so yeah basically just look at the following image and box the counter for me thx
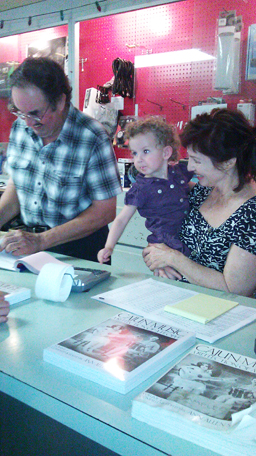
[0,256,255,455]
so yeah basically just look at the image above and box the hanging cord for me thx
[112,58,134,98]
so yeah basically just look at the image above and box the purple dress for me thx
[125,162,193,254]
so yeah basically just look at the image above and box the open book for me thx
[0,250,68,273]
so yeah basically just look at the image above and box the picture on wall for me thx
[0,61,19,98]
[246,24,256,81]
[27,36,68,71]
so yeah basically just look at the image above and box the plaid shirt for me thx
[6,104,122,228]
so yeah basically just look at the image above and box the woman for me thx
[143,108,256,297]
[0,296,10,323]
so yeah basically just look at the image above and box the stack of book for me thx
[0,281,31,304]
[43,311,195,394]
[132,344,256,456]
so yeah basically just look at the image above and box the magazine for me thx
[132,344,256,433]
[43,312,195,394]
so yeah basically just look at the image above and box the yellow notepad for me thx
[164,294,238,324]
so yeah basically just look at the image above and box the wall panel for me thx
[1,0,256,152]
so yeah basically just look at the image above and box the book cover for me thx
[0,281,31,304]
[132,344,256,432]
[43,312,195,394]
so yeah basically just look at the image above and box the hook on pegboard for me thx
[146,99,164,111]
[79,58,88,72]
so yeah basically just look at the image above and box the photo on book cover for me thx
[59,316,177,373]
[44,312,195,393]
[133,344,256,431]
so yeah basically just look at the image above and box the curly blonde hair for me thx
[125,116,180,162]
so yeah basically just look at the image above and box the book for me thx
[0,250,68,273]
[92,278,256,343]
[0,281,31,304]
[132,344,256,456]
[43,312,195,394]
[164,294,238,324]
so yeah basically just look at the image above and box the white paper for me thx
[35,263,74,302]
[92,279,256,343]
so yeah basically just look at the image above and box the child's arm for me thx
[97,204,137,263]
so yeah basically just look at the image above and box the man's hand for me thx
[0,230,42,256]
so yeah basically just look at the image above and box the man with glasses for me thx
[0,57,122,262]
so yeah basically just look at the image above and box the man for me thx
[0,57,122,261]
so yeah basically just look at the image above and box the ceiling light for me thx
[134,49,215,68]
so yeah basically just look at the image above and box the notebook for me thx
[164,293,238,324]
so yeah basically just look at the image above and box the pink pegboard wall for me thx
[0,25,68,142]
[1,0,256,146]
[79,1,195,144]
[79,0,256,158]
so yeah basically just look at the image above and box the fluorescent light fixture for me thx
[134,49,215,68]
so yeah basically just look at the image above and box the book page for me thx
[93,278,197,314]
[0,248,23,271]
[0,249,68,274]
[92,279,256,343]
[13,251,67,274]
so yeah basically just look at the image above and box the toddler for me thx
[98,117,193,265]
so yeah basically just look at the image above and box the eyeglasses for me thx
[9,102,51,123]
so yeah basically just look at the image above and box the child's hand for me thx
[97,247,113,264]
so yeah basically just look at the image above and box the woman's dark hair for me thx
[180,108,256,191]
[9,56,72,108]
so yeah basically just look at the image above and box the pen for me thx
[254,338,256,354]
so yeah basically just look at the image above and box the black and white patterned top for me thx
[179,184,256,278]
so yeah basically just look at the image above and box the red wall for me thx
[1,1,256,156]
[79,0,256,159]
[0,25,68,142]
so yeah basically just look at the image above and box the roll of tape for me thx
[35,263,74,302]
